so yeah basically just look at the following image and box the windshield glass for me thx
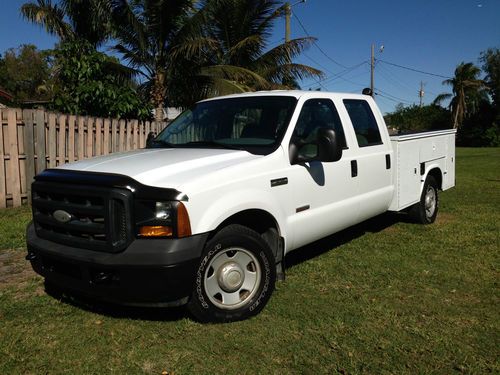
[152,96,297,154]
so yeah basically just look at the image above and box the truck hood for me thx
[58,148,260,189]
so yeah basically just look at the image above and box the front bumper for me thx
[26,223,209,306]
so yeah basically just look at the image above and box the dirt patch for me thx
[382,225,400,234]
[436,212,455,225]
[0,248,38,290]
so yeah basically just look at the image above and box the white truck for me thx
[26,91,456,322]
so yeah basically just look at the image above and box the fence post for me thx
[35,110,46,174]
[23,109,35,203]
[131,119,138,150]
[95,118,102,156]
[119,119,125,152]
[77,116,85,160]
[48,112,56,168]
[111,119,118,153]
[86,117,93,158]
[0,109,6,208]
[68,115,75,162]
[103,118,110,155]
[58,114,67,165]
[7,109,21,207]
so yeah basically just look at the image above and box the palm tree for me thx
[433,62,487,128]
[21,0,111,47]
[170,0,323,103]
[110,0,195,121]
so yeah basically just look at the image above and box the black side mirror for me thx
[289,127,342,164]
[317,128,342,162]
[146,132,156,148]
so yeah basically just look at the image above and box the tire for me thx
[409,175,439,224]
[187,224,276,323]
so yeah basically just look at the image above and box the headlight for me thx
[134,200,191,238]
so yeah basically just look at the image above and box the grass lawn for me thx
[0,148,498,374]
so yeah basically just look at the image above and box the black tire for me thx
[187,224,276,323]
[409,175,439,224]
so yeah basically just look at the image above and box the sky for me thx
[1,0,499,114]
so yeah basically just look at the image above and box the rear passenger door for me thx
[342,99,394,221]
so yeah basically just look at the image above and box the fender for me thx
[420,162,445,193]
[189,187,288,241]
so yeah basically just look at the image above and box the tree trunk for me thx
[453,104,460,129]
[155,102,164,123]
[152,71,166,123]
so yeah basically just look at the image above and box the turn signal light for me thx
[177,202,192,238]
[139,225,173,237]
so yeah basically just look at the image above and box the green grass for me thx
[0,204,31,250]
[0,148,498,374]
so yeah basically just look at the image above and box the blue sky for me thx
[1,0,499,114]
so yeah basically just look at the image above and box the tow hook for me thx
[26,252,37,261]
[92,271,113,285]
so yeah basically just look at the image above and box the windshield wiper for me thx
[183,141,244,150]
[148,139,176,148]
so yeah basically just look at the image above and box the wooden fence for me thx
[0,108,167,208]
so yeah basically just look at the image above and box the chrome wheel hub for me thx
[425,186,436,218]
[218,262,244,292]
[204,248,261,310]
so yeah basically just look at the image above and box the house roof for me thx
[0,87,13,101]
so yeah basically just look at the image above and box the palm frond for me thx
[262,63,323,84]
[205,77,251,97]
[21,0,73,40]
[169,36,219,60]
[256,37,317,68]
[432,93,452,106]
[200,64,270,89]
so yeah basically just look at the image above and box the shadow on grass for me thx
[284,211,411,269]
[44,282,188,322]
[44,211,412,322]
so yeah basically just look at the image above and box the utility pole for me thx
[370,44,375,97]
[419,81,425,107]
[284,1,305,42]
[285,2,291,42]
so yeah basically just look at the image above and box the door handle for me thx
[386,154,391,169]
[351,160,358,177]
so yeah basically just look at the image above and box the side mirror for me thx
[289,127,342,164]
[146,132,156,148]
[317,128,342,162]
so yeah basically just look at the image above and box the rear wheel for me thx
[409,175,439,224]
[187,224,276,323]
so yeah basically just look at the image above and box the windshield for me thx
[152,96,297,155]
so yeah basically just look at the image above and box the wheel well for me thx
[427,168,443,190]
[212,209,283,263]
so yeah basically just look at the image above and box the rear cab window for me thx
[343,99,382,147]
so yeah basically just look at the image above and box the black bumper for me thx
[26,223,209,306]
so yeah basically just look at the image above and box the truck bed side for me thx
[388,129,456,211]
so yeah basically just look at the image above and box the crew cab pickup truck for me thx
[26,91,456,322]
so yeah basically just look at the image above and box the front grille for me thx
[32,181,132,253]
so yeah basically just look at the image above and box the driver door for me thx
[286,98,360,250]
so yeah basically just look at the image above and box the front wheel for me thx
[409,175,439,224]
[187,224,276,323]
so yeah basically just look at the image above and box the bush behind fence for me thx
[0,108,166,208]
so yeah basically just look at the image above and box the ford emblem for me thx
[53,210,72,223]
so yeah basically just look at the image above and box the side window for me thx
[343,99,382,147]
[294,99,347,148]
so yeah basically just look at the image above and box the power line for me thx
[377,63,418,93]
[378,59,452,79]
[375,88,413,105]
[376,92,409,105]
[292,12,349,69]
[301,61,368,89]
